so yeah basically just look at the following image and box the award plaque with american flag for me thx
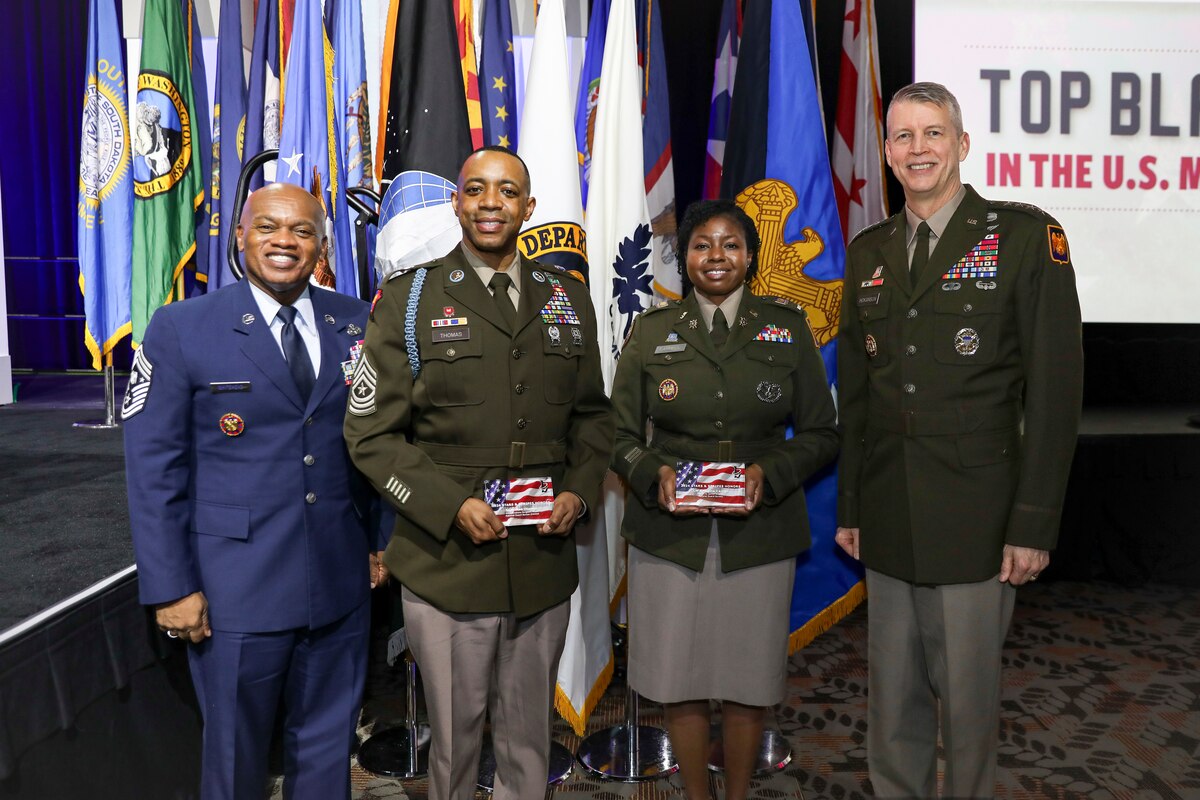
[675,461,746,509]
[484,477,555,527]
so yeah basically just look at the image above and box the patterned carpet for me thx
[270,579,1200,799]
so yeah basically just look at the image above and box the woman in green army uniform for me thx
[610,200,839,800]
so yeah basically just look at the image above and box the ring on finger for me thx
[166,630,179,638]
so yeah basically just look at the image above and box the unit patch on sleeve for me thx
[121,346,155,420]
[1047,225,1071,265]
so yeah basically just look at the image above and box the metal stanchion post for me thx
[576,683,676,781]
[74,364,120,429]
[357,656,430,778]
[707,727,792,774]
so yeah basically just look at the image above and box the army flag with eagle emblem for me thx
[720,0,864,651]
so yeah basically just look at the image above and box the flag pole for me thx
[73,360,120,429]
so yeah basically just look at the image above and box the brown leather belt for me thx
[866,403,1021,436]
[414,439,567,469]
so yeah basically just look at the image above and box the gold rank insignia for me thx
[1047,225,1070,265]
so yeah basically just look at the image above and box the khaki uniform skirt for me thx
[627,523,795,706]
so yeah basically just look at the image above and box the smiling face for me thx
[684,214,752,306]
[236,183,327,305]
[884,99,970,215]
[452,149,536,270]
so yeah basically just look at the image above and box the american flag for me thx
[484,477,555,526]
[675,461,746,509]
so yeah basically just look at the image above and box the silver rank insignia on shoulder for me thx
[346,323,363,336]
[324,314,336,325]
[242,313,255,325]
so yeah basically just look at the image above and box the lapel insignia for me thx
[242,313,255,325]
[219,413,245,437]
[324,314,336,325]
[346,323,363,336]
[749,309,759,318]
[942,233,999,279]
[449,269,465,283]
[531,270,546,283]
[738,316,747,327]
[688,319,698,330]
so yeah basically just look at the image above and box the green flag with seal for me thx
[131,0,205,344]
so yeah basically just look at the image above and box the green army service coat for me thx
[838,185,1083,585]
[344,246,613,618]
[610,290,839,573]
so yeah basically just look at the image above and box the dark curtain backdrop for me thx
[0,0,112,371]
[1,0,1195,402]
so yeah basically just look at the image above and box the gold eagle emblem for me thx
[736,180,842,347]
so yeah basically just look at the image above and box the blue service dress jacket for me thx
[123,279,385,632]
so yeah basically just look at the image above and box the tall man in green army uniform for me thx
[344,147,613,800]
[835,83,1083,799]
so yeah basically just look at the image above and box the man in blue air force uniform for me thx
[123,182,388,800]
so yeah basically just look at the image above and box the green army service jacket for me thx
[610,290,838,573]
[344,246,613,617]
[837,185,1083,585]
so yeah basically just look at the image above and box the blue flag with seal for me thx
[77,0,132,369]
[278,0,357,296]
[206,0,247,291]
[246,0,281,188]
[478,0,518,150]
[328,0,372,190]
[635,0,679,301]
[572,0,609,207]
[721,0,863,651]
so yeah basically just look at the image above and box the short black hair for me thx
[466,145,532,193]
[676,199,761,286]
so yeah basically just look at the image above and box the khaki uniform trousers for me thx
[401,587,570,800]
[866,569,1016,799]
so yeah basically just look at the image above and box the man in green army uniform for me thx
[835,83,1083,799]
[344,147,612,800]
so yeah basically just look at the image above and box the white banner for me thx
[915,0,1200,323]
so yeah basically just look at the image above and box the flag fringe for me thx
[83,321,133,372]
[787,579,866,655]
[554,650,614,737]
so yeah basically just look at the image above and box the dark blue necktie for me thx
[277,305,315,401]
